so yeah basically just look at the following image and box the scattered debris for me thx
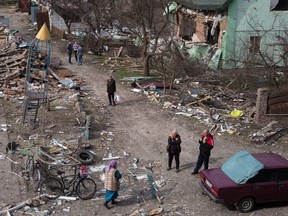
[149,207,164,216]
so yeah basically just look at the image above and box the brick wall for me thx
[195,13,206,42]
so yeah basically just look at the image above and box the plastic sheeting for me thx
[221,150,264,184]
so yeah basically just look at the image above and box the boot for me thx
[111,199,118,205]
[103,201,110,209]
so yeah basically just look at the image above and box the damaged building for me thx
[169,0,288,69]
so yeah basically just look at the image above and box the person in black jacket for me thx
[67,41,73,64]
[107,75,116,106]
[167,129,182,173]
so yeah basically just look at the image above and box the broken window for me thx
[249,36,261,54]
[270,0,288,11]
[178,14,195,41]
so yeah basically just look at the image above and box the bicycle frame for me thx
[57,166,81,194]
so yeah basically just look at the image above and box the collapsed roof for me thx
[175,0,233,10]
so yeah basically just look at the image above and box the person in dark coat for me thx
[67,41,73,64]
[107,75,116,106]
[191,129,214,175]
[167,129,181,173]
[73,41,79,61]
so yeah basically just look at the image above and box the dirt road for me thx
[2,7,288,216]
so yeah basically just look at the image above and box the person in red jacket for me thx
[191,129,214,175]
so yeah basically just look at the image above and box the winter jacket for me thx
[107,79,116,93]
[199,133,214,156]
[104,168,122,191]
[77,46,83,56]
[67,43,73,54]
[167,134,181,154]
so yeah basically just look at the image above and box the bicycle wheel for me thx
[76,178,96,200]
[25,156,34,178]
[32,168,41,192]
[40,177,63,199]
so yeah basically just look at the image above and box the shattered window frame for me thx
[270,0,288,11]
[249,36,261,54]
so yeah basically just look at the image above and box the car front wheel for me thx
[236,197,255,213]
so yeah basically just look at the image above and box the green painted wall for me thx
[222,0,237,68]
[223,0,288,69]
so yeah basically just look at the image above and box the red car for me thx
[199,150,288,213]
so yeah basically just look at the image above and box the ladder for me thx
[22,92,45,124]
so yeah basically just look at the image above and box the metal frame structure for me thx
[23,23,51,129]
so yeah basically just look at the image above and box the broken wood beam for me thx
[116,46,123,57]
[186,96,212,106]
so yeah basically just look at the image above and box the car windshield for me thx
[221,150,264,184]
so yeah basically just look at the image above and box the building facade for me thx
[173,0,288,69]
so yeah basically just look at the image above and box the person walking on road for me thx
[107,75,116,106]
[103,160,122,209]
[191,129,214,175]
[77,45,84,65]
[67,41,73,64]
[167,129,181,173]
[73,41,79,61]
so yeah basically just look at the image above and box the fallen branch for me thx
[0,195,46,215]
[0,170,23,178]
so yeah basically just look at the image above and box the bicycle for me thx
[39,165,97,200]
[26,157,42,191]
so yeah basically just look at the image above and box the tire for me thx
[236,197,255,213]
[76,150,95,165]
[76,178,97,200]
[32,168,41,192]
[25,156,34,178]
[40,177,63,199]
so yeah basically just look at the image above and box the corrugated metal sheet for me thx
[175,0,233,10]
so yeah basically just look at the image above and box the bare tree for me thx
[117,0,170,76]
[48,0,80,34]
[75,0,116,36]
[153,39,207,94]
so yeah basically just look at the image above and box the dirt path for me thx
[2,7,288,216]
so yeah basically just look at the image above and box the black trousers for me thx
[194,153,210,172]
[108,92,115,105]
[68,52,72,63]
[168,153,180,169]
[74,50,78,61]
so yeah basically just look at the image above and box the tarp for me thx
[187,44,209,59]
[164,1,179,15]
[221,150,264,184]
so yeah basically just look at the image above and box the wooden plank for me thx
[48,68,61,81]
[116,46,123,57]
[186,96,212,106]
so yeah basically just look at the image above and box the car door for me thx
[247,169,277,202]
[276,169,288,201]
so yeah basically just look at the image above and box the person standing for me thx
[191,129,214,175]
[167,129,181,173]
[107,75,116,106]
[67,41,73,64]
[77,45,84,65]
[103,160,122,209]
[73,41,79,61]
